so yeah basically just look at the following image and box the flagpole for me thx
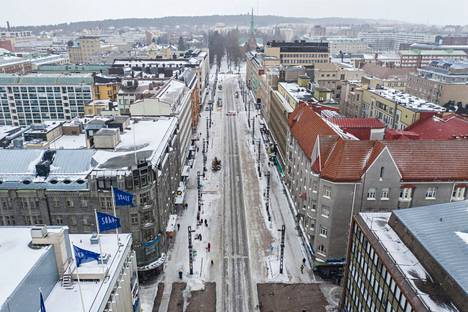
[74,261,87,312]
[94,209,104,263]
[111,186,120,248]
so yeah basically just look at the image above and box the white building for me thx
[0,225,140,312]
[0,73,94,126]
[130,79,193,167]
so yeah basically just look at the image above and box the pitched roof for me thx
[330,118,385,129]
[404,114,468,140]
[288,102,337,159]
[319,139,385,182]
[385,140,468,181]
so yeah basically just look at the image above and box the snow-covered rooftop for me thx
[370,88,445,112]
[0,227,52,308]
[279,82,314,103]
[360,212,459,311]
[45,233,132,312]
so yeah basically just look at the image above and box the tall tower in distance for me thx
[247,8,258,51]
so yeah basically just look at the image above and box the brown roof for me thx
[385,140,468,181]
[362,63,415,80]
[288,102,337,159]
[319,139,385,182]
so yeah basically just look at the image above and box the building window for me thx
[452,187,466,200]
[399,188,412,200]
[312,182,318,193]
[56,216,63,225]
[100,197,112,210]
[319,225,328,238]
[130,213,139,225]
[425,187,437,199]
[323,186,332,199]
[317,244,326,255]
[321,206,330,218]
[66,199,74,208]
[381,188,390,200]
[81,199,88,208]
[367,188,376,200]
[379,166,384,179]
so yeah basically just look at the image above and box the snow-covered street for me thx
[141,61,320,312]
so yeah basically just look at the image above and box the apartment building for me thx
[130,78,194,166]
[361,88,445,129]
[340,81,364,117]
[68,36,102,64]
[0,226,140,312]
[264,40,330,66]
[270,90,294,168]
[358,33,436,52]
[313,63,364,101]
[399,49,467,68]
[406,59,468,108]
[285,103,468,262]
[0,73,94,126]
[341,201,467,312]
[0,117,181,277]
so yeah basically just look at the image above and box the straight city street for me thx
[140,60,337,312]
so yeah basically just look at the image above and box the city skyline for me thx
[1,0,467,27]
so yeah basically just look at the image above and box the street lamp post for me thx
[278,225,285,274]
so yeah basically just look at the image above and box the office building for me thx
[406,59,468,108]
[68,36,102,64]
[0,225,140,312]
[361,88,445,129]
[0,73,94,126]
[0,117,182,276]
[399,49,467,68]
[264,40,330,66]
[341,201,468,311]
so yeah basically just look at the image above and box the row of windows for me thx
[283,59,328,64]
[345,224,413,312]
[281,53,329,58]
[0,86,91,93]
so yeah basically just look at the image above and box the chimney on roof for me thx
[6,21,11,31]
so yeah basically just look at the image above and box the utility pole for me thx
[278,225,285,274]
[188,226,196,275]
[265,171,271,222]
[197,171,202,214]
[257,139,262,177]
[252,117,255,145]
[202,139,207,177]
[247,99,251,128]
[209,104,212,128]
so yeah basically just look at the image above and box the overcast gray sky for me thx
[1,0,467,27]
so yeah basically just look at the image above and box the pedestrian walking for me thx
[205,219,208,227]
[207,242,211,252]
[300,264,304,274]
[199,233,203,241]
[211,259,214,265]
[177,223,180,231]
[302,258,306,265]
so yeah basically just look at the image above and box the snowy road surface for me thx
[140,62,318,312]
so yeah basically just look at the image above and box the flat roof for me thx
[0,73,94,85]
[400,49,467,57]
[279,82,314,102]
[369,88,445,112]
[359,213,459,311]
[45,233,132,312]
[0,227,52,307]
[392,201,468,296]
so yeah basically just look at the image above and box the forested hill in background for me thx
[3,15,404,32]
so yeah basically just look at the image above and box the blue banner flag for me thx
[40,291,46,312]
[73,244,101,267]
[97,211,121,232]
[113,188,134,206]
